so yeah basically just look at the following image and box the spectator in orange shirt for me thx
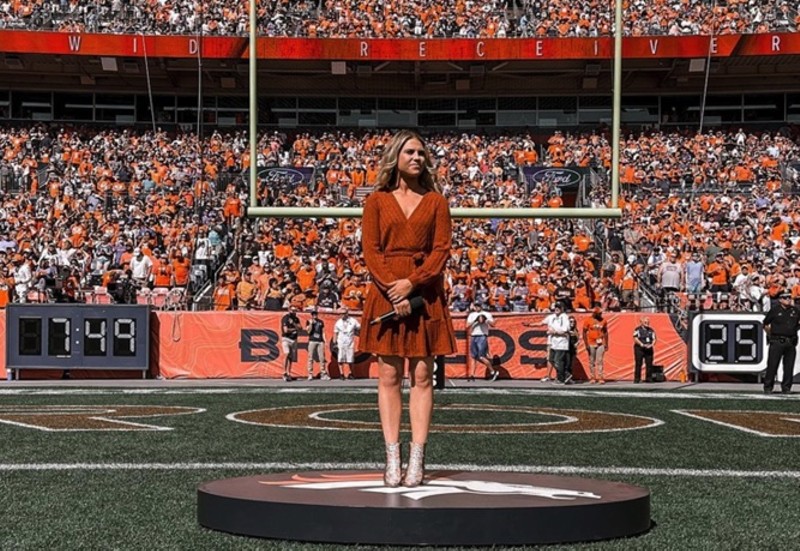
[547,194,563,209]
[296,259,317,293]
[152,253,173,287]
[172,253,191,287]
[582,307,609,384]
[236,271,258,309]
[341,273,366,310]
[707,252,731,293]
[212,276,235,311]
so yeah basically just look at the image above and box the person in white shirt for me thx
[129,248,153,286]
[466,303,500,382]
[13,257,32,303]
[39,243,60,267]
[333,308,361,380]
[546,303,571,383]
[56,241,76,268]
[525,301,571,383]
[733,265,753,308]
[658,252,683,293]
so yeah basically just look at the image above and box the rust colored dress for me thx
[359,190,457,357]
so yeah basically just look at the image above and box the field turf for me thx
[1,386,799,550]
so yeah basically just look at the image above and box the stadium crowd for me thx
[0,0,798,37]
[1,124,800,314]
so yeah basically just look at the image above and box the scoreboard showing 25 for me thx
[6,304,149,376]
[690,312,765,372]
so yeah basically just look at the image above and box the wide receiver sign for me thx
[1,32,799,60]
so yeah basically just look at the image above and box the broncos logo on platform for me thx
[262,473,602,501]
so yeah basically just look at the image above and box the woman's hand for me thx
[393,298,412,318]
[387,279,413,303]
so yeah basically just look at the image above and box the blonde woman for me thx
[359,130,456,487]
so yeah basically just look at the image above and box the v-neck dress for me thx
[359,189,457,357]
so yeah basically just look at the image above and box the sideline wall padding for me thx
[0,309,686,380]
[151,311,687,381]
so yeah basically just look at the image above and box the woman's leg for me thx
[378,355,405,487]
[408,356,434,444]
[377,355,405,444]
[405,356,434,487]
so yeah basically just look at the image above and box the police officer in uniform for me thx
[633,316,656,383]
[762,291,799,394]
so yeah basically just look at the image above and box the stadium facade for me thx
[0,32,799,127]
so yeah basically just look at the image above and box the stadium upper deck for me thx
[0,0,797,37]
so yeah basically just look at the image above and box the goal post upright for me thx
[610,0,623,210]
[248,0,258,210]
[245,0,623,220]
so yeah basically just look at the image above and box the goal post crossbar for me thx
[246,207,623,219]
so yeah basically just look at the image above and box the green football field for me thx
[1,385,799,550]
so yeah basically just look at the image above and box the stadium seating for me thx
[2,125,799,313]
[0,0,797,37]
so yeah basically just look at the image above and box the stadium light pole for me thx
[249,0,258,210]
[610,0,622,210]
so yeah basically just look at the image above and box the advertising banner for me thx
[521,166,590,194]
[254,166,316,191]
[150,311,687,381]
[6,32,800,60]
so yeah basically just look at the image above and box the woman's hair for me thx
[374,130,439,193]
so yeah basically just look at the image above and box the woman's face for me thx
[397,138,426,181]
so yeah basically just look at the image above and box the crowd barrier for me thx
[0,310,687,381]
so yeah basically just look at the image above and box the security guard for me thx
[633,316,656,383]
[762,291,799,394]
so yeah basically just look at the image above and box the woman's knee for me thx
[409,358,433,387]
[379,369,402,388]
[378,357,403,387]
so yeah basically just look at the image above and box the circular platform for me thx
[198,470,650,545]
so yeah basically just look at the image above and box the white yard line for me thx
[672,409,800,438]
[0,461,798,479]
[0,386,796,401]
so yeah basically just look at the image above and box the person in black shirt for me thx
[564,316,579,384]
[305,309,330,381]
[317,287,339,310]
[280,305,300,382]
[762,291,799,394]
[633,317,656,383]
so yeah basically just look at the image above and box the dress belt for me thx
[384,251,425,265]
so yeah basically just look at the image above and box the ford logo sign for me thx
[528,168,583,188]
[257,168,308,186]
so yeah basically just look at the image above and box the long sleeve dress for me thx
[358,190,457,357]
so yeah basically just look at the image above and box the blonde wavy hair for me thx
[374,130,440,193]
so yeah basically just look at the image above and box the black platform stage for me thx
[198,470,650,545]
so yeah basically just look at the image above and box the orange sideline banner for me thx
[152,311,687,381]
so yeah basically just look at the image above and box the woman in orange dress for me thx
[360,130,456,487]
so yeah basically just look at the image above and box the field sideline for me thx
[1,385,799,550]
